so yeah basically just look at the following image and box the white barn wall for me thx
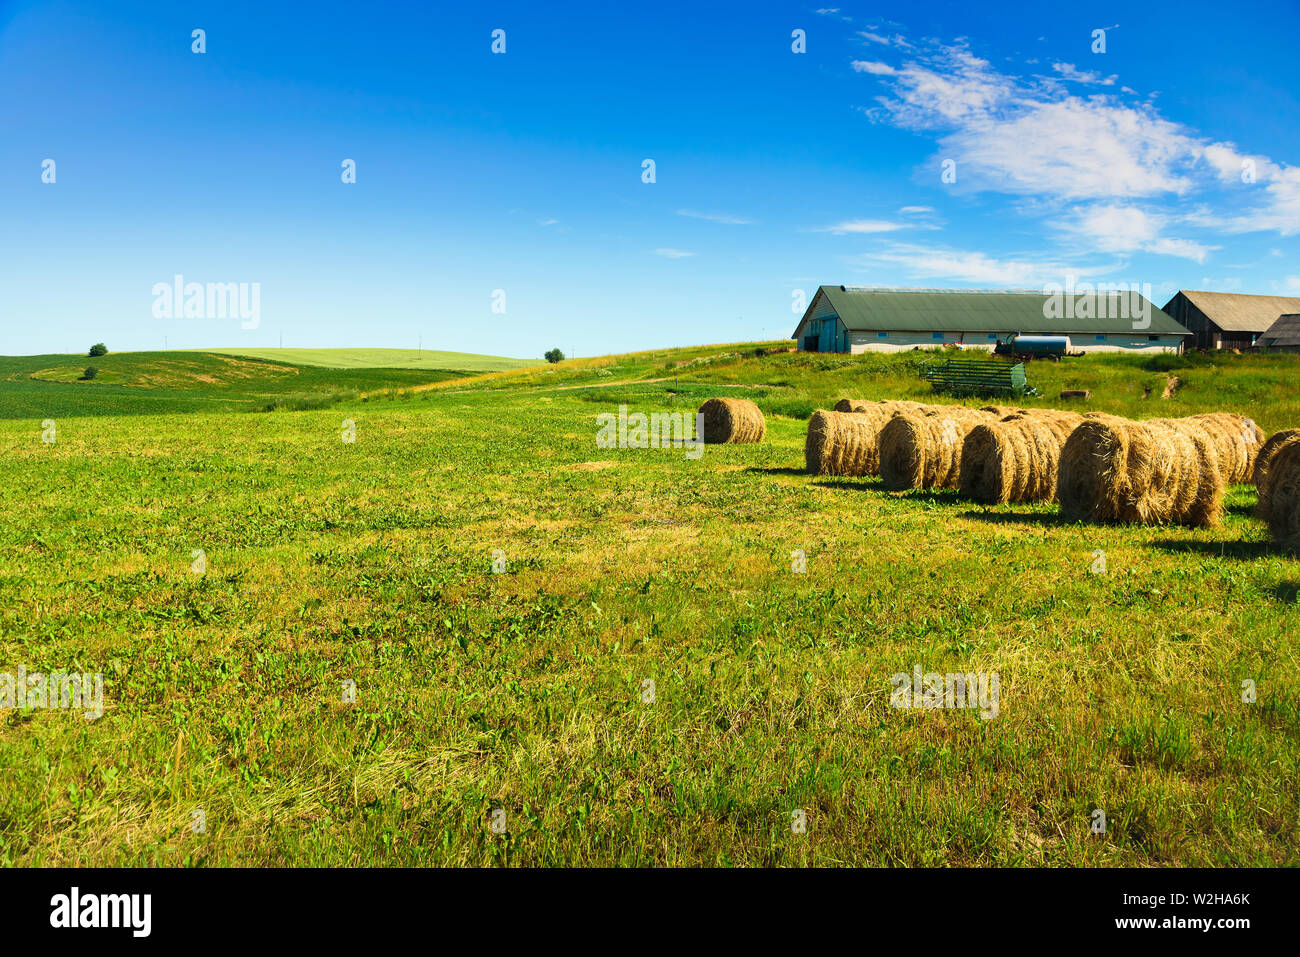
[840,330,1184,354]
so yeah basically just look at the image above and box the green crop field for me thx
[1,343,1297,866]
[206,347,538,372]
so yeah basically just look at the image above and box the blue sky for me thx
[2,0,1297,358]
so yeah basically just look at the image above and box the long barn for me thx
[791,285,1190,354]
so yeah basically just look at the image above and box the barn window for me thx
[877,332,888,339]
[932,332,944,341]
[1095,335,1107,342]
[1148,335,1159,341]
[987,334,998,340]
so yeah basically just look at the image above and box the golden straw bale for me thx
[879,407,996,490]
[1058,414,1224,527]
[959,410,1083,504]
[1264,438,1300,549]
[804,410,883,475]
[1190,412,1263,485]
[698,398,765,444]
[1256,430,1300,521]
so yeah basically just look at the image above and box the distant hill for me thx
[206,347,537,372]
[0,351,461,418]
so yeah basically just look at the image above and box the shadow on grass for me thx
[746,466,809,477]
[1273,581,1300,604]
[1147,538,1279,561]
[1225,501,1261,519]
[960,509,1070,527]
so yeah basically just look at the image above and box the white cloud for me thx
[899,205,935,214]
[815,219,909,234]
[1063,204,1217,263]
[1147,237,1215,263]
[1051,62,1117,86]
[654,248,694,258]
[850,35,1300,253]
[537,218,558,226]
[859,31,891,45]
[675,208,753,225]
[851,60,896,76]
[855,242,1109,286]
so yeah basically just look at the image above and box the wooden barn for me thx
[1160,290,1300,350]
[1258,314,1300,352]
[791,285,1190,354]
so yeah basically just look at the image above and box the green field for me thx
[1,343,1297,866]
[206,347,537,372]
[0,352,459,419]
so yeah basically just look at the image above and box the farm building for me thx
[791,286,1190,354]
[1258,314,1300,352]
[1160,290,1300,350]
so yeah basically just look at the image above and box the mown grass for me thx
[0,344,1297,866]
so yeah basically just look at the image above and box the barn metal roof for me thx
[1174,290,1300,333]
[794,286,1190,337]
[1259,313,1300,348]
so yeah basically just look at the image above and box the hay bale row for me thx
[1261,436,1300,548]
[1057,413,1224,527]
[698,398,765,444]
[1189,412,1263,485]
[1253,429,1300,518]
[878,406,996,491]
[807,399,930,476]
[959,410,1084,504]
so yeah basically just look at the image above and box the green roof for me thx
[797,286,1191,337]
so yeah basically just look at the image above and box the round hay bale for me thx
[879,407,994,491]
[1190,412,1262,485]
[1256,430,1300,521]
[804,410,882,475]
[959,412,1081,504]
[1265,438,1300,549]
[698,397,765,444]
[1254,428,1300,486]
[1058,415,1223,527]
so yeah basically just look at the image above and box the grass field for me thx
[206,347,537,372]
[0,352,459,419]
[1,343,1298,866]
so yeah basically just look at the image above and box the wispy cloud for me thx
[1051,62,1116,86]
[851,60,896,76]
[814,219,910,235]
[1063,204,1218,263]
[654,247,694,259]
[675,209,753,225]
[854,242,1115,286]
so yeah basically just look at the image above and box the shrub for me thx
[544,348,565,364]
[79,367,99,381]
[88,343,108,357]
